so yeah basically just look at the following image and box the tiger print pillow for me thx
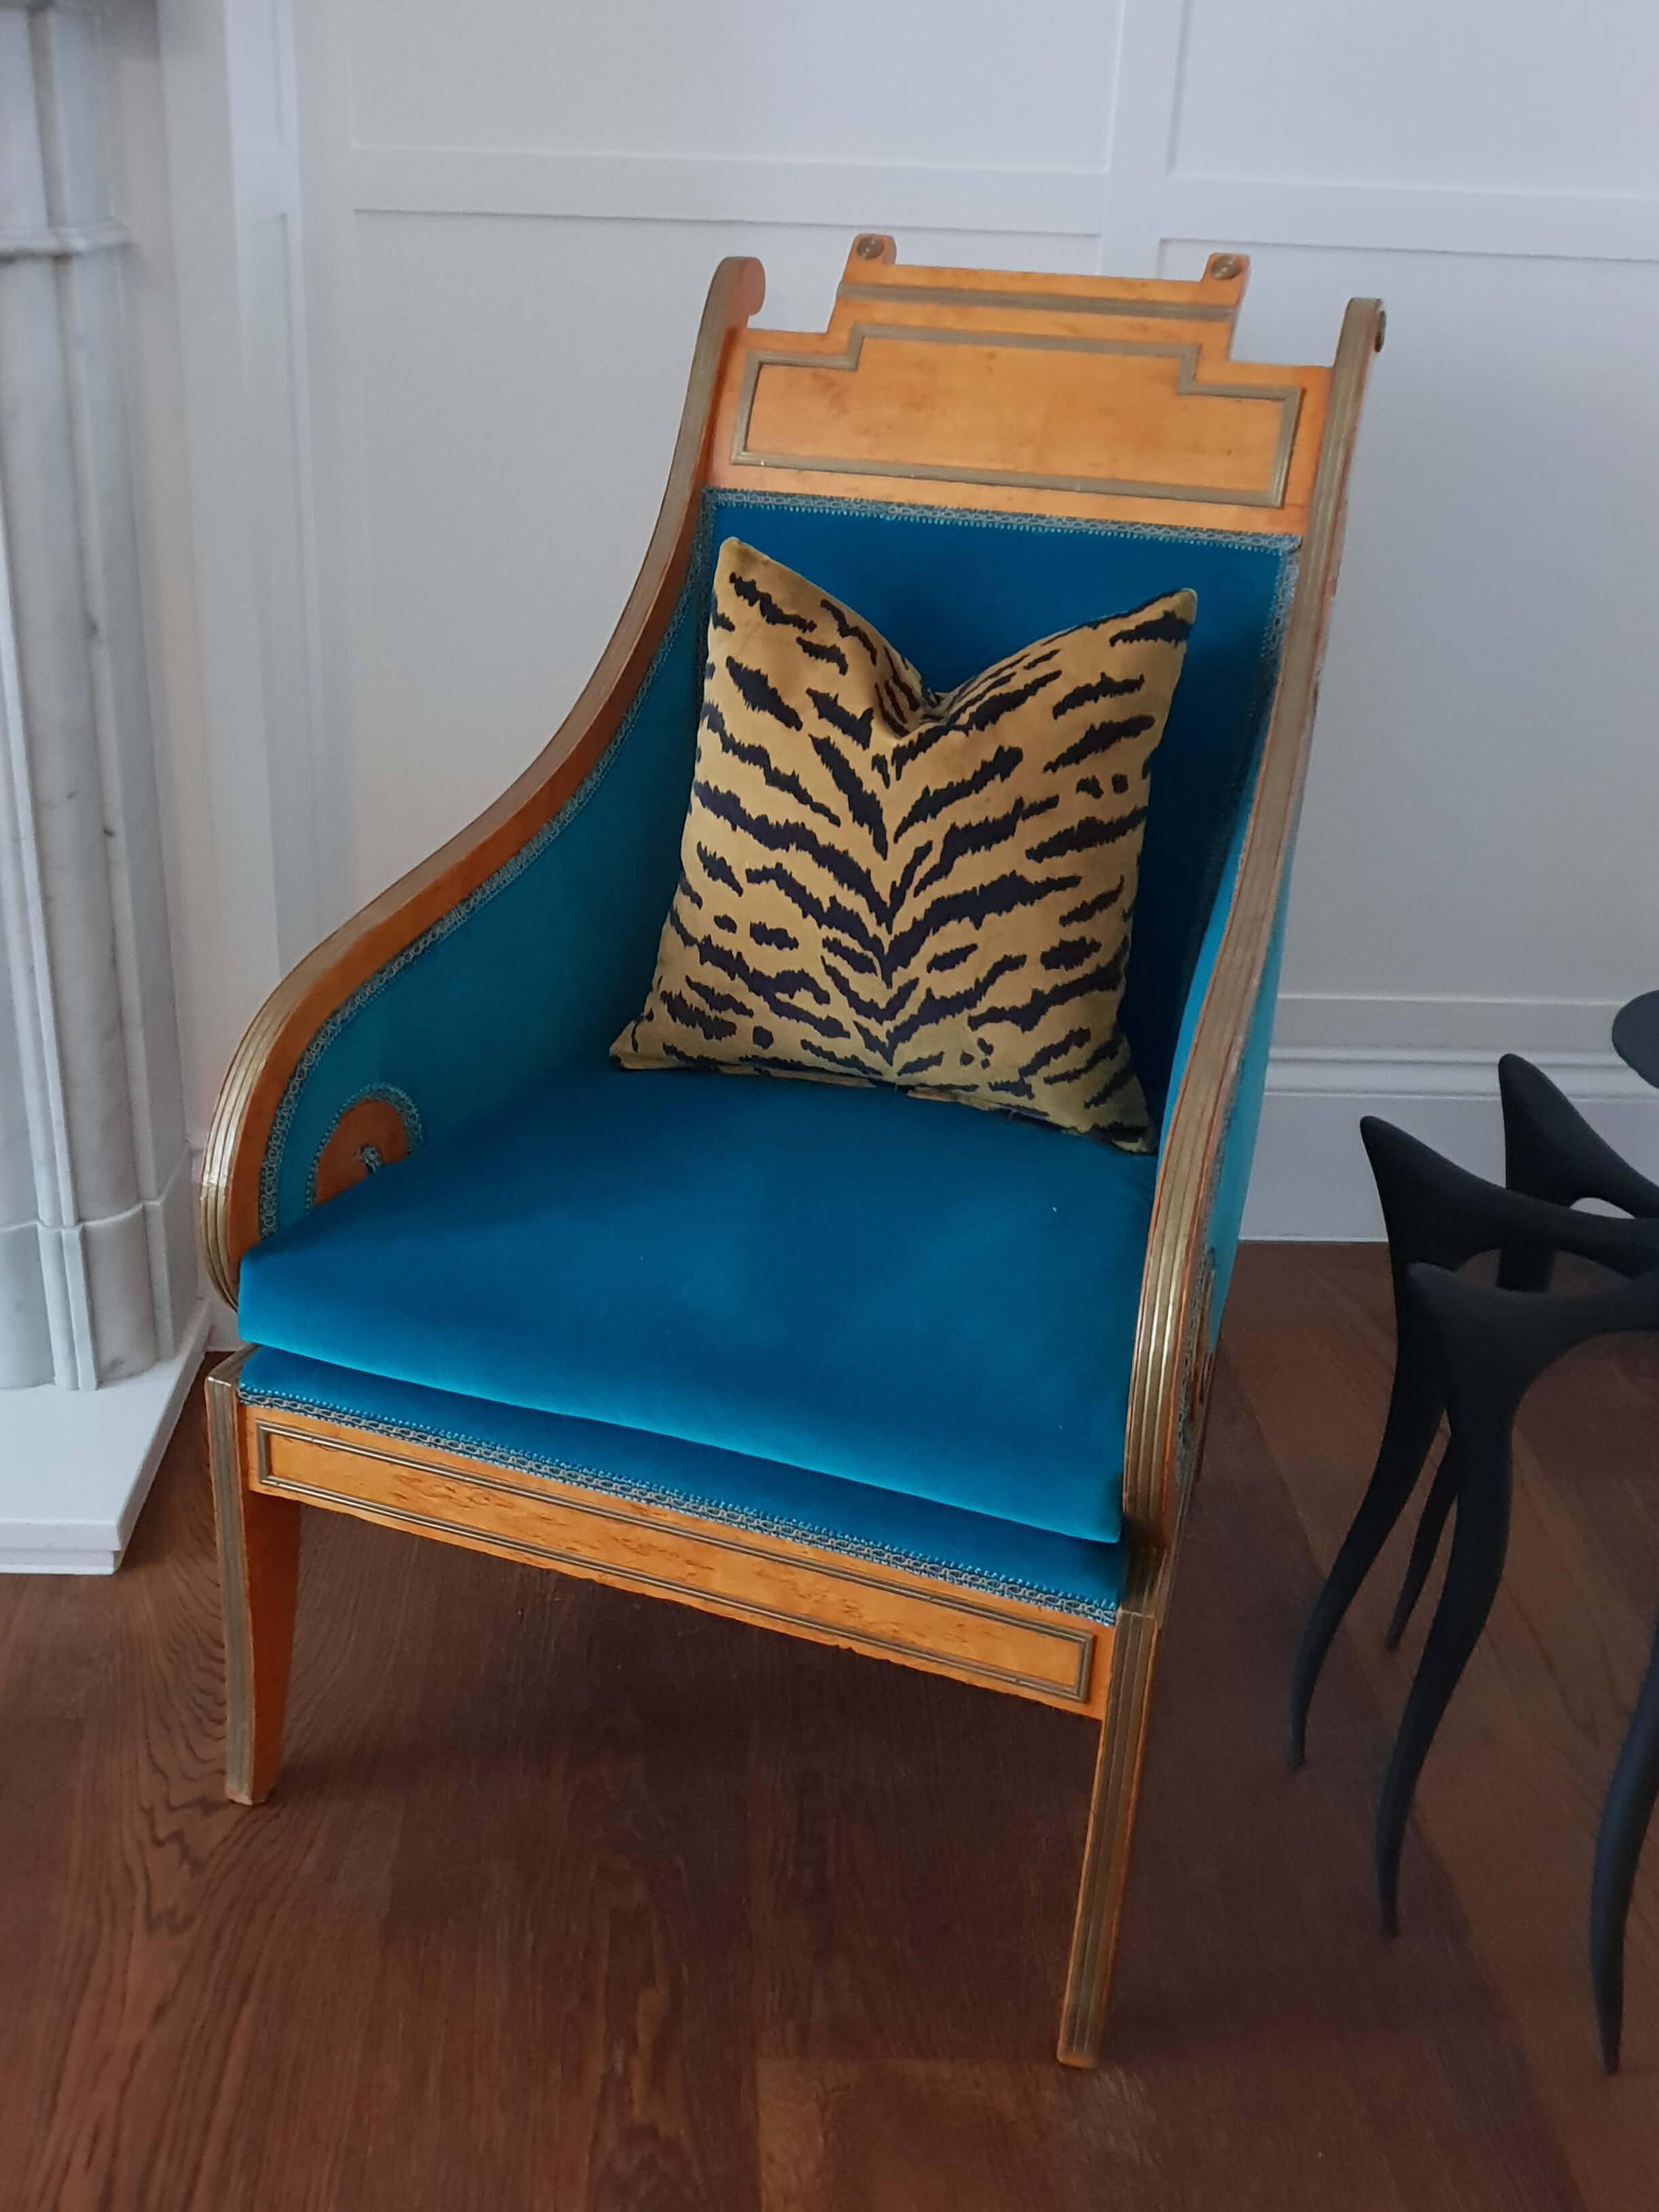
[612,540,1195,1149]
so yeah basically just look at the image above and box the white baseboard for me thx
[1244,997,1659,1240]
[0,1304,210,1573]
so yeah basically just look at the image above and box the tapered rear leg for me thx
[206,1353,301,1804]
[1058,1596,1159,2065]
[1591,1610,1659,2073]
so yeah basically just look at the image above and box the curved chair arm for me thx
[199,258,766,1304]
[1120,294,1384,1551]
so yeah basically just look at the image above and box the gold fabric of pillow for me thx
[612,539,1195,1148]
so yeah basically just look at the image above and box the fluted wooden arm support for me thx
[200,257,767,1304]
[1121,296,1383,1553]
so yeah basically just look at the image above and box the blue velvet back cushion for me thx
[263,491,1293,1236]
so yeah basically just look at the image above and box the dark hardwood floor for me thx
[4,1244,1658,2210]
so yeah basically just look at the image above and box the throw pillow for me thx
[612,538,1194,1148]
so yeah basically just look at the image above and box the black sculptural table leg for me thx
[1287,1054,1659,2067]
[1376,1262,1659,1943]
[1288,1120,1505,1770]
[1373,1268,1538,1937]
[1592,1608,1659,2072]
[1289,1058,1659,1765]
[1382,1447,1456,1653]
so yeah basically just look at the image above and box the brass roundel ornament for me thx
[311,1086,423,1207]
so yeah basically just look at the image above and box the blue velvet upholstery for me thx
[1149,785,1288,1334]
[1206,884,1289,1328]
[238,1346,1125,1623]
[257,493,1293,1243]
[241,491,1300,1559]
[703,495,1295,1120]
[240,1065,1158,1544]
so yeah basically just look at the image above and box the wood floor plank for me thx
[1225,1244,1659,2209]
[746,1616,1087,2063]
[3,1248,1654,2208]
[752,1360,1582,2210]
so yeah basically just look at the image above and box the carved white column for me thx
[1,0,204,1563]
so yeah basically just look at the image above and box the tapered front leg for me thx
[205,1354,301,1804]
[1057,1597,1159,2065]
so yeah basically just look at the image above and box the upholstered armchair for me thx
[200,238,1380,2064]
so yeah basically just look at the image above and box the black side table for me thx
[1289,1049,1659,2069]
[1613,989,1659,1090]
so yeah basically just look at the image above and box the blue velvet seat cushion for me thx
[238,1347,1124,1623]
[238,1065,1157,1544]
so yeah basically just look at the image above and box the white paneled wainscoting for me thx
[122,0,1656,1300]
[1247,999,1659,1241]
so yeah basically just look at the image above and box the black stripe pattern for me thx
[613,540,1195,1148]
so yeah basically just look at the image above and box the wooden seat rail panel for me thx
[241,1400,1111,1717]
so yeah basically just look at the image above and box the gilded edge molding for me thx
[1119,296,1383,1551]
[732,324,1303,508]
[833,281,1237,322]
[249,1414,1097,1706]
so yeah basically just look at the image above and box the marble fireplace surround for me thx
[1,0,206,1570]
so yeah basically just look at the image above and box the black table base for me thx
[1289,1056,1659,2070]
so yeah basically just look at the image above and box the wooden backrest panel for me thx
[710,239,1329,536]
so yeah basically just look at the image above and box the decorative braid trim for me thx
[711,484,1299,561]
[240,1381,1120,1625]
[304,1082,425,1199]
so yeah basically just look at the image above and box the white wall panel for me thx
[346,218,1100,901]
[347,0,1121,172]
[1162,238,1659,1009]
[138,0,1658,1236]
[1174,0,1659,195]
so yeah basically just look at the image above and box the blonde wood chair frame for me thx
[200,239,1380,2064]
